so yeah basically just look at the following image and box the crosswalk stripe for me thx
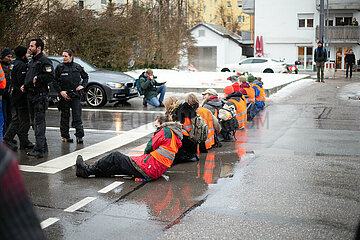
[40,217,59,229]
[98,181,124,193]
[64,197,96,213]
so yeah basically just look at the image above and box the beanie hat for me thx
[247,75,256,83]
[232,82,240,92]
[14,46,27,58]
[1,48,12,59]
[223,86,234,95]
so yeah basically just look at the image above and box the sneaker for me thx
[159,101,165,107]
[62,137,74,143]
[27,150,44,158]
[142,97,147,106]
[321,80,325,83]
[77,138,84,144]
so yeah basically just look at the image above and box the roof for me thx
[190,22,243,44]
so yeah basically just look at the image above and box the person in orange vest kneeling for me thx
[185,93,220,153]
[75,114,183,180]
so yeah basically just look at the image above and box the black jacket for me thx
[345,53,355,64]
[10,58,28,103]
[171,102,197,124]
[24,53,54,94]
[53,61,88,93]
[314,47,327,62]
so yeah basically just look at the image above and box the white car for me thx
[218,57,288,73]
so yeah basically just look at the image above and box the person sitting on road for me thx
[201,88,223,117]
[238,77,257,120]
[249,76,265,110]
[139,69,166,107]
[185,93,220,153]
[165,96,198,163]
[75,114,183,180]
[223,86,247,130]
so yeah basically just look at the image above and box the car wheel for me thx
[85,85,107,107]
[295,69,298,74]
[263,68,274,73]
[221,68,230,72]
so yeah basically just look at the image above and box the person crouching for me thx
[75,114,183,180]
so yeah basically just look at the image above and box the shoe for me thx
[321,80,325,83]
[76,155,89,178]
[20,142,35,150]
[142,97,147,106]
[27,150,44,158]
[4,141,18,151]
[77,138,83,144]
[159,101,165,107]
[315,80,320,82]
[62,137,73,143]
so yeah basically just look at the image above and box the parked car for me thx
[48,56,138,107]
[218,57,288,73]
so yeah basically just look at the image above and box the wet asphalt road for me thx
[17,74,360,240]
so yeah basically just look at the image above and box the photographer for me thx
[139,69,166,107]
[53,49,88,144]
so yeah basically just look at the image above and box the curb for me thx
[167,75,310,97]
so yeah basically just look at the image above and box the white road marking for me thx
[40,217,59,229]
[98,181,124,193]
[19,122,154,174]
[46,126,124,134]
[48,107,164,114]
[64,197,96,213]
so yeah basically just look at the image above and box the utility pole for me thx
[326,0,329,53]
[319,0,324,43]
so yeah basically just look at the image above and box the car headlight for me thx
[106,82,123,88]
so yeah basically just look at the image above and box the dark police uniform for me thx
[3,57,33,149]
[53,61,88,142]
[24,53,54,157]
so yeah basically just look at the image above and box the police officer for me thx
[3,46,34,151]
[53,49,88,144]
[23,39,54,158]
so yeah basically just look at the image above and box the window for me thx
[101,0,107,5]
[326,20,333,26]
[237,1,242,8]
[226,1,231,7]
[199,30,205,37]
[79,0,84,8]
[238,15,245,23]
[227,16,231,23]
[336,17,352,26]
[297,46,313,70]
[214,15,217,23]
[214,0,216,7]
[204,6,206,13]
[241,59,253,64]
[298,13,314,28]
[252,59,267,63]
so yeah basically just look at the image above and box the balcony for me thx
[316,0,360,10]
[242,0,254,15]
[316,26,360,43]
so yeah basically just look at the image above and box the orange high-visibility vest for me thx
[197,107,215,150]
[150,130,179,167]
[0,64,6,90]
[181,117,192,136]
[243,87,255,104]
[228,99,247,129]
[251,84,265,102]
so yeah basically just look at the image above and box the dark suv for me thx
[48,56,138,107]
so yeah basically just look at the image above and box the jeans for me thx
[346,63,353,78]
[146,84,166,107]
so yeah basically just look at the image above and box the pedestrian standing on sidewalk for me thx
[3,46,34,151]
[314,41,327,83]
[345,49,355,79]
[23,39,54,158]
[53,49,88,144]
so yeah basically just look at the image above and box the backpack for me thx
[135,78,143,95]
[218,104,238,141]
[188,115,208,143]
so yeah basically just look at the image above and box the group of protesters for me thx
[76,71,266,181]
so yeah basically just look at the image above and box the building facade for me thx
[189,0,252,36]
[243,0,360,70]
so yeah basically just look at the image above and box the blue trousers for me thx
[146,85,166,107]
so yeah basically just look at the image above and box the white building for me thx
[243,0,360,71]
[187,23,253,71]
[68,0,124,11]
